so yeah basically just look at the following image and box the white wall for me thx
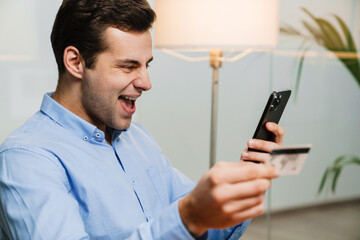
[0,0,359,212]
[0,0,61,141]
[140,0,360,211]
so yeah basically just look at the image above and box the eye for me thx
[118,65,137,72]
[124,65,135,70]
[146,63,151,69]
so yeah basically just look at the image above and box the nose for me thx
[134,67,151,91]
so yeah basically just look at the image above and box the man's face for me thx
[80,27,153,131]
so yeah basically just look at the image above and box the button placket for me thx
[131,178,152,221]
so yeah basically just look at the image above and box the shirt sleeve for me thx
[148,153,251,240]
[129,122,252,239]
[0,148,89,240]
[0,146,250,240]
[118,155,251,240]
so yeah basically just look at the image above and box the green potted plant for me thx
[280,8,360,194]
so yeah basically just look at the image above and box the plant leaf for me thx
[338,58,360,87]
[331,167,342,193]
[301,8,329,46]
[302,20,324,44]
[287,8,360,94]
[334,155,360,169]
[333,14,357,51]
[331,156,360,193]
[294,47,308,101]
[334,155,346,165]
[280,23,302,36]
[318,167,331,194]
[316,18,345,50]
[302,9,360,88]
[301,8,345,50]
[319,155,360,195]
[301,7,317,20]
[333,15,360,86]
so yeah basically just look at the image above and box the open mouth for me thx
[118,95,137,115]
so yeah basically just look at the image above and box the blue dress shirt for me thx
[0,93,250,239]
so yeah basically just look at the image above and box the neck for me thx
[53,73,108,138]
[53,75,86,122]
[105,128,113,145]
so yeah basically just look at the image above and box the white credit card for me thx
[266,144,312,176]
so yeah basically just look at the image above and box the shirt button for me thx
[83,136,89,141]
[96,133,101,138]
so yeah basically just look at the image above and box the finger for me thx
[213,179,270,203]
[266,122,284,145]
[231,202,266,223]
[220,194,264,219]
[209,162,279,185]
[247,139,279,153]
[241,151,270,163]
[240,147,249,161]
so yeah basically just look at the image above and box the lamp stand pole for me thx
[209,49,223,168]
[161,48,254,168]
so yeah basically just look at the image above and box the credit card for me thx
[267,144,312,175]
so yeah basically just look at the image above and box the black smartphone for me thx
[248,89,291,153]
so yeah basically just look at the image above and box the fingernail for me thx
[242,152,248,159]
[249,139,256,147]
[267,122,274,130]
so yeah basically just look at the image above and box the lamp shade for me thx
[154,0,280,51]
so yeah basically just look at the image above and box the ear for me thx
[63,46,85,79]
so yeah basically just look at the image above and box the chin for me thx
[115,118,132,131]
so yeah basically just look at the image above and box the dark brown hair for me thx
[51,0,156,75]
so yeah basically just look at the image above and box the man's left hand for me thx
[241,122,284,163]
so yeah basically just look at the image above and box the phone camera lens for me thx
[272,97,281,111]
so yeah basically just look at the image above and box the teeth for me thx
[122,96,137,101]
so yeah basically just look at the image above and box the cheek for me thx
[85,75,113,94]
[85,69,134,96]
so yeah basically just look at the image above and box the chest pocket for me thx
[146,166,170,207]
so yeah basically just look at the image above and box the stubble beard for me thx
[81,86,131,132]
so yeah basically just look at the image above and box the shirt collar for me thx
[40,92,106,143]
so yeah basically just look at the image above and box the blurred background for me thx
[0,0,359,239]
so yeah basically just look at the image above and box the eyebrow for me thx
[115,56,153,66]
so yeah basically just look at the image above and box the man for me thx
[0,0,283,239]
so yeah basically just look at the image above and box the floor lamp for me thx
[154,0,280,168]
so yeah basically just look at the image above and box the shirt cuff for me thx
[226,219,252,240]
[173,199,207,240]
[148,199,195,239]
[156,199,249,240]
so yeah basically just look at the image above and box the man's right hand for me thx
[178,161,280,237]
